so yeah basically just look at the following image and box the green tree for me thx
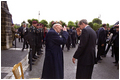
[106,23,109,27]
[27,19,32,26]
[39,19,48,27]
[109,25,114,28]
[14,24,20,29]
[68,21,75,29]
[48,21,54,28]
[88,22,93,29]
[92,18,102,24]
[59,20,67,27]
[75,20,79,28]
[27,19,39,26]
[93,23,101,31]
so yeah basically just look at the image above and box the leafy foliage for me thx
[92,18,102,24]
[14,24,20,29]
[39,19,48,27]
[93,23,101,31]
[75,20,79,28]
[68,21,75,29]
[27,19,39,26]
[88,22,93,29]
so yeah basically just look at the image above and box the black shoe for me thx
[97,60,101,63]
[115,63,118,66]
[99,58,103,60]
[25,47,28,49]
[22,49,24,51]
[111,55,114,57]
[32,59,36,62]
[40,50,43,52]
[33,56,38,59]
[113,62,118,64]
[28,62,35,65]
[37,52,41,55]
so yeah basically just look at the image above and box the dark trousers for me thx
[29,45,36,58]
[36,42,42,55]
[22,38,28,50]
[19,34,23,42]
[76,65,94,79]
[72,39,76,48]
[105,43,114,56]
[114,47,119,63]
[97,45,106,60]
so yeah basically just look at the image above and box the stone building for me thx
[1,1,12,50]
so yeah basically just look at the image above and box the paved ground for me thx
[1,39,28,79]
[1,39,119,79]
[24,45,119,79]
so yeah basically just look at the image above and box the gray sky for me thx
[7,0,119,25]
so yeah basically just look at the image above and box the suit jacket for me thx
[97,27,106,46]
[73,26,97,65]
[23,27,28,37]
[109,27,119,47]
[25,26,37,46]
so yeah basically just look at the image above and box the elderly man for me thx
[41,23,68,79]
[72,19,97,79]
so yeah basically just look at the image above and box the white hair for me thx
[52,23,62,28]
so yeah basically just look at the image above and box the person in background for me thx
[11,24,16,46]
[109,24,119,65]
[22,23,28,51]
[71,27,76,48]
[76,28,82,43]
[97,24,107,62]
[43,27,48,46]
[35,23,43,55]
[72,19,97,79]
[25,21,38,65]
[18,25,24,42]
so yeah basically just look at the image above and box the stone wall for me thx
[1,1,12,50]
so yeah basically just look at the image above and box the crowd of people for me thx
[96,21,119,66]
[11,19,119,79]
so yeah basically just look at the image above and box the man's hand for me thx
[63,26,67,31]
[72,58,76,64]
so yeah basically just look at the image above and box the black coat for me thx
[109,27,119,47]
[25,26,37,46]
[23,27,28,38]
[73,26,97,79]
[73,26,97,65]
[97,27,106,46]
[41,28,68,79]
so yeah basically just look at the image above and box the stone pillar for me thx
[1,1,12,50]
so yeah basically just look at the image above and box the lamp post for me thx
[98,14,101,24]
[38,11,40,21]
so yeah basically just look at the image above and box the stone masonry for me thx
[1,1,12,50]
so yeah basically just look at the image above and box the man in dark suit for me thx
[22,23,28,51]
[41,23,68,79]
[71,28,76,48]
[36,23,43,55]
[72,19,97,79]
[97,24,107,61]
[109,25,119,65]
[18,25,24,42]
